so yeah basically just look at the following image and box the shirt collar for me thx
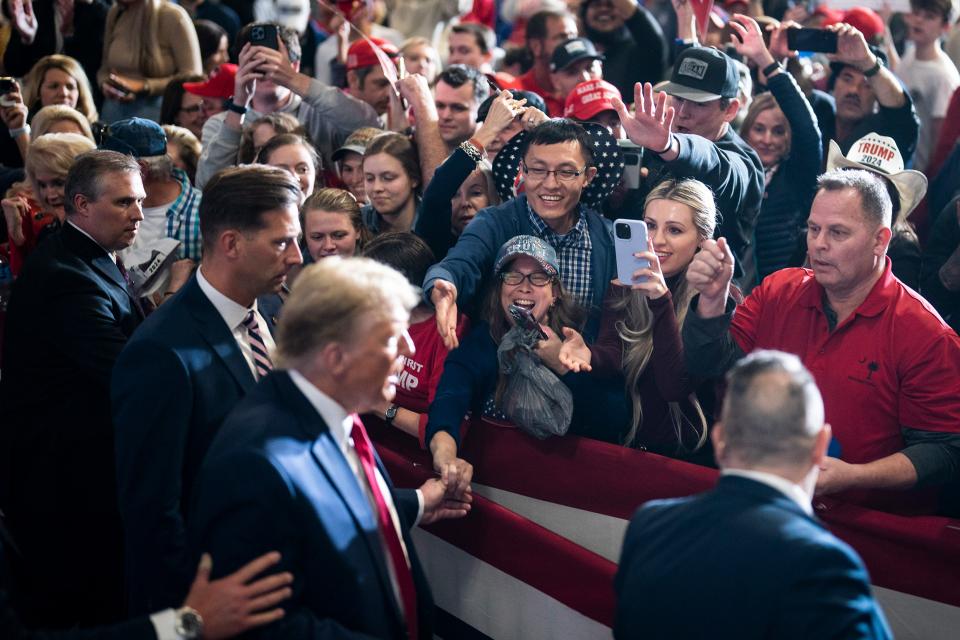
[525,197,585,243]
[66,220,112,258]
[798,257,896,319]
[196,266,258,330]
[288,369,353,455]
[722,468,813,515]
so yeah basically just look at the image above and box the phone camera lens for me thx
[615,223,632,240]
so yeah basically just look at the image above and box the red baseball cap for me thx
[842,7,885,44]
[564,79,621,121]
[183,64,237,99]
[813,5,844,25]
[346,37,399,72]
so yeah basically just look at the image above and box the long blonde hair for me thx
[616,178,717,453]
[23,55,99,122]
[104,0,167,77]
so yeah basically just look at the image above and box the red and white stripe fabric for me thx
[369,419,960,640]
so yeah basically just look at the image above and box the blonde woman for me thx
[162,124,202,185]
[30,105,95,141]
[22,54,100,123]
[562,178,721,457]
[2,133,96,275]
[97,0,202,122]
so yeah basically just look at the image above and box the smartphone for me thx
[617,140,643,190]
[250,24,280,50]
[0,77,16,94]
[106,77,132,96]
[508,304,548,340]
[787,28,838,54]
[614,219,650,285]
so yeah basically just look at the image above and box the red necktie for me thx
[350,415,418,639]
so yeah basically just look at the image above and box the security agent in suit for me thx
[0,514,296,639]
[615,350,892,640]
[0,151,146,627]
[111,165,304,615]
[189,257,472,638]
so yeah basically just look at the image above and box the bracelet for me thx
[224,98,247,115]
[863,56,883,78]
[8,124,29,139]
[467,137,486,157]
[762,60,783,78]
[459,139,484,166]
[655,132,675,155]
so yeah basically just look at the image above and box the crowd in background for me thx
[0,0,958,636]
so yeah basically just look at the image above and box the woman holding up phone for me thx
[561,178,722,458]
[97,0,202,123]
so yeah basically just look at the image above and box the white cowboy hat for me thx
[826,133,927,218]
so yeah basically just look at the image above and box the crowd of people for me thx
[0,0,958,637]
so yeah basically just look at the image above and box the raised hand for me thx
[536,325,568,375]
[233,43,267,107]
[183,551,293,640]
[728,14,776,69]
[558,327,593,373]
[685,237,735,318]
[431,279,460,350]
[768,20,802,61]
[828,22,875,70]
[1,195,29,246]
[612,82,674,152]
[9,0,37,45]
[0,84,27,131]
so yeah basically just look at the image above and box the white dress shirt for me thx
[289,369,423,618]
[722,468,814,516]
[196,266,275,379]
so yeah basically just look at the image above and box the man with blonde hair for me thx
[189,257,471,638]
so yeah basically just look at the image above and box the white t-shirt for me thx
[896,45,960,171]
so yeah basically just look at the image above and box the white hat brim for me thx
[825,140,928,217]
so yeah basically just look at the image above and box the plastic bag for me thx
[496,324,574,439]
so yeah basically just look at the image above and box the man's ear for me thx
[584,165,598,185]
[71,193,91,219]
[812,423,832,467]
[219,229,243,259]
[346,69,360,92]
[711,422,726,464]
[722,98,741,123]
[321,341,347,378]
[529,38,543,60]
[875,224,893,257]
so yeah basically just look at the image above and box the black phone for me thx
[787,28,838,54]
[0,77,17,94]
[508,304,548,340]
[250,24,280,50]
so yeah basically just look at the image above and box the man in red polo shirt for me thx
[682,168,960,514]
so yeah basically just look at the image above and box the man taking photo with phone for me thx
[196,22,381,189]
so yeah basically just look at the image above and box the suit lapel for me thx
[182,276,256,393]
[268,374,403,626]
[62,223,145,319]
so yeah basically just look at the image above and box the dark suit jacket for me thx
[112,274,260,614]
[0,521,155,640]
[0,222,143,627]
[614,475,892,640]
[189,371,435,639]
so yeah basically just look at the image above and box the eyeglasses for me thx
[521,161,587,182]
[500,271,553,287]
[179,104,203,114]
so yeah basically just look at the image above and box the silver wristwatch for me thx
[174,606,204,639]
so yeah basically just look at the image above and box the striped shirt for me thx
[525,201,593,306]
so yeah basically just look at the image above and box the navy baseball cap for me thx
[550,37,604,73]
[661,47,739,103]
[98,117,167,158]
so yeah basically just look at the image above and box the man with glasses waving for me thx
[423,119,617,350]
